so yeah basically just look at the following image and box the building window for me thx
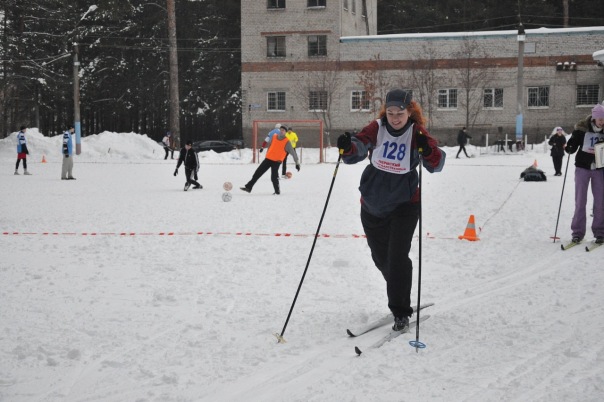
[307,0,326,7]
[343,0,348,10]
[267,0,285,9]
[576,84,600,106]
[483,88,503,108]
[267,36,286,58]
[267,92,286,111]
[351,0,356,14]
[351,90,370,111]
[308,35,327,57]
[527,86,549,108]
[438,89,457,109]
[309,91,327,111]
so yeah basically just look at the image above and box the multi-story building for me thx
[241,1,604,148]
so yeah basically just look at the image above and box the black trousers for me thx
[185,168,200,187]
[16,158,27,170]
[361,202,419,318]
[281,152,289,175]
[245,158,281,193]
[456,144,468,158]
[164,146,174,159]
[552,154,563,174]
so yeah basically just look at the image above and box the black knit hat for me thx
[385,89,412,109]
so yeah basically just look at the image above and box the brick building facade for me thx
[241,1,604,148]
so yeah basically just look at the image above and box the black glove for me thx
[194,171,198,180]
[416,133,432,156]
[296,164,300,172]
[337,132,352,153]
[565,145,576,154]
[258,148,264,153]
[174,169,178,176]
[22,144,29,155]
[64,154,69,158]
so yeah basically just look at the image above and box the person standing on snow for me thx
[337,89,445,332]
[15,126,31,175]
[241,126,300,195]
[61,125,76,180]
[548,126,567,176]
[565,104,604,244]
[281,126,299,178]
[162,131,174,160]
[174,140,202,191]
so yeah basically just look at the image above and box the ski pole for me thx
[275,150,344,343]
[552,153,571,243]
[410,143,426,352]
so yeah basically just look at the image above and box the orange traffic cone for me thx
[458,214,480,241]
[41,155,47,163]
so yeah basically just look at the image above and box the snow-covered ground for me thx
[1,130,603,402]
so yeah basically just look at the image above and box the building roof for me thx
[340,26,604,43]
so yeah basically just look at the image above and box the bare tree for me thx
[407,44,441,131]
[293,60,342,147]
[356,54,391,114]
[453,38,492,130]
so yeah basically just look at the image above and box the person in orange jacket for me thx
[241,126,300,195]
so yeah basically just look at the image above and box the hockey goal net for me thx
[252,119,325,163]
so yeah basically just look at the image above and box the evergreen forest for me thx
[1,0,602,142]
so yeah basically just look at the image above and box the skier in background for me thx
[565,103,604,244]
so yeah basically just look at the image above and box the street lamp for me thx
[515,23,525,145]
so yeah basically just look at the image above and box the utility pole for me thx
[515,23,525,145]
[71,6,96,154]
[73,38,81,155]
[166,0,180,146]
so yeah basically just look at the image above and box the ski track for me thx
[2,140,604,401]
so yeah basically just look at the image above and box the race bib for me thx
[582,131,604,154]
[370,121,413,174]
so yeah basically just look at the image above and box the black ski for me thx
[355,315,430,356]
[346,302,434,337]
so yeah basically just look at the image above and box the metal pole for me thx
[552,153,571,242]
[515,23,525,144]
[275,151,343,343]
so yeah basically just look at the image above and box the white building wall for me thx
[242,2,604,147]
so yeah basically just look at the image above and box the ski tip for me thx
[354,346,363,356]
[585,246,589,252]
[560,244,565,250]
[347,329,355,337]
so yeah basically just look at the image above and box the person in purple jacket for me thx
[565,104,604,244]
